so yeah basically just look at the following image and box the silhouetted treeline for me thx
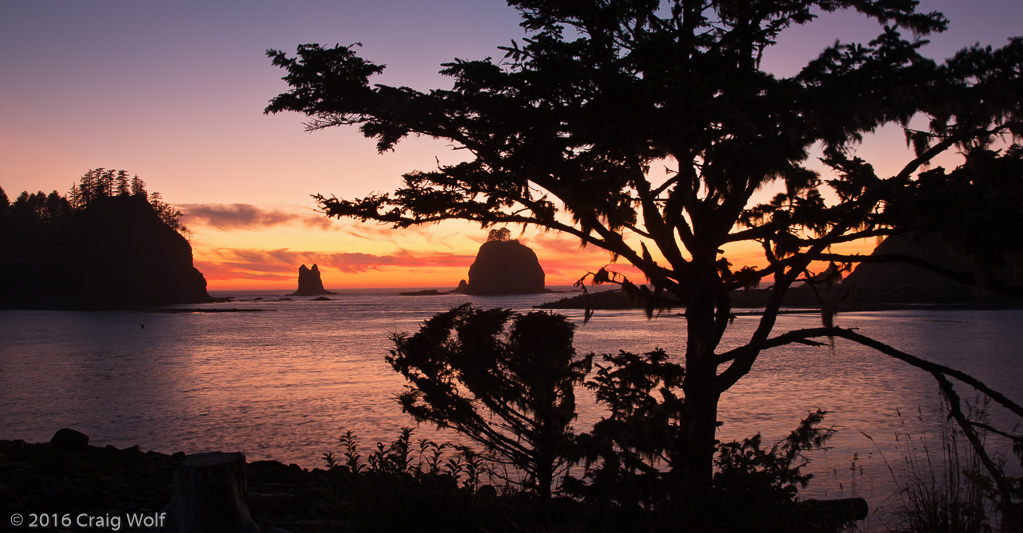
[0,170,209,308]
[0,168,185,234]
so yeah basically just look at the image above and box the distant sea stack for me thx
[459,239,546,295]
[291,264,336,296]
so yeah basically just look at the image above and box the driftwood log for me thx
[161,452,260,533]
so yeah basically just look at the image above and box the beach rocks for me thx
[399,289,444,296]
[1,437,182,527]
[50,428,89,451]
[0,438,341,533]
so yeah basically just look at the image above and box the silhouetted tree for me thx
[130,174,147,198]
[267,0,1023,493]
[487,227,511,242]
[886,145,1023,288]
[11,192,42,223]
[147,191,187,234]
[114,170,130,197]
[95,168,114,198]
[568,348,686,508]
[61,169,185,234]
[70,169,115,208]
[43,191,71,221]
[71,170,93,209]
[0,187,8,238]
[388,304,592,498]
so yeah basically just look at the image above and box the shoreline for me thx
[1,432,870,532]
[0,433,340,533]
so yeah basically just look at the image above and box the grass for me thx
[864,405,1014,533]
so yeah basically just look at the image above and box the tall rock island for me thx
[0,194,211,308]
[459,239,546,295]
[838,232,1021,306]
[73,195,211,306]
[291,264,336,296]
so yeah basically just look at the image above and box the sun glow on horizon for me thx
[187,214,633,291]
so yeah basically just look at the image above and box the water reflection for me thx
[0,299,1020,518]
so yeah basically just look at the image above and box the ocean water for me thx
[1,288,1021,522]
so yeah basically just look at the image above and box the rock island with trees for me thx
[0,169,211,308]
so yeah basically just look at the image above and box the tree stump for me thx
[161,452,260,533]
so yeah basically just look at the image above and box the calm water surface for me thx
[1,289,1021,522]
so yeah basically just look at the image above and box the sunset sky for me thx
[2,1,1021,291]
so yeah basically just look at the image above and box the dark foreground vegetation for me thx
[376,304,1022,532]
[1,426,868,533]
[4,413,1019,532]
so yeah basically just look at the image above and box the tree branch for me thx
[737,326,1023,419]
[933,372,1019,522]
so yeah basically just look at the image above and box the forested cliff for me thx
[0,170,211,308]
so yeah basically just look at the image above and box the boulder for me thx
[464,240,546,295]
[291,264,336,296]
[50,428,89,451]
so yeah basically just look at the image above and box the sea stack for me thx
[462,239,546,295]
[1,194,211,308]
[78,195,211,306]
[291,264,336,296]
[839,232,1019,306]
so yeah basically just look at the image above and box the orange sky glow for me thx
[3,1,1020,291]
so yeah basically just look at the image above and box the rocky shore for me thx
[0,430,555,533]
[1,430,868,532]
[0,431,342,533]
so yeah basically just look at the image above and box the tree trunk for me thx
[536,459,553,500]
[679,267,725,482]
[680,376,721,481]
[161,452,260,533]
